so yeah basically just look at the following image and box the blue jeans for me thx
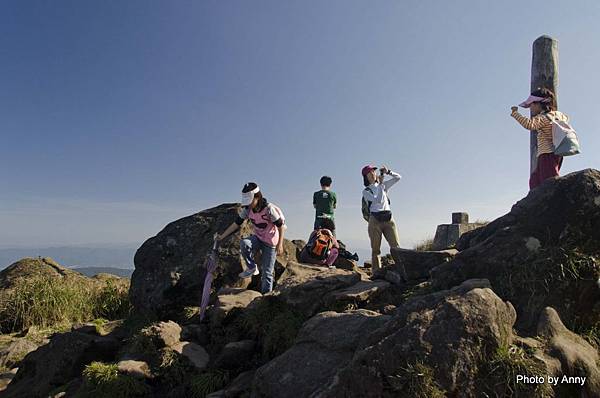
[240,235,277,293]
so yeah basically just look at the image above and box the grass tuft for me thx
[238,296,306,360]
[78,361,150,398]
[188,369,229,398]
[386,361,445,398]
[481,344,553,397]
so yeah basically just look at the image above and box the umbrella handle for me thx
[212,233,219,250]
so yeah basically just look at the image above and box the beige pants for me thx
[368,216,400,270]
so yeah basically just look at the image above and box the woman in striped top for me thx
[511,87,569,189]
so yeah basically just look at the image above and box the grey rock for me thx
[215,340,256,370]
[433,169,600,330]
[275,262,361,316]
[172,341,209,370]
[0,339,39,370]
[321,279,516,397]
[130,203,298,317]
[117,359,152,379]
[252,310,390,397]
[390,247,456,281]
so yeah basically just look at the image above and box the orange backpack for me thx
[308,229,334,260]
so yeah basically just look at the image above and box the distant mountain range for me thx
[0,245,137,271]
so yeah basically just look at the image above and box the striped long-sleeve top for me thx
[511,110,569,157]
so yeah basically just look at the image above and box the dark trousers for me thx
[314,218,336,236]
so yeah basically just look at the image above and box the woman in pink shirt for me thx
[217,182,286,293]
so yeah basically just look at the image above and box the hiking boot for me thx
[239,267,259,278]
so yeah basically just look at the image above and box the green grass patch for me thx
[77,361,150,398]
[188,369,229,398]
[480,344,552,397]
[0,276,131,333]
[238,296,306,360]
[494,246,600,329]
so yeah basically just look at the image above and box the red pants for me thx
[529,153,563,190]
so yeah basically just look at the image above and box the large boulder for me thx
[324,280,391,309]
[390,247,456,281]
[274,262,361,316]
[208,288,262,327]
[3,332,121,398]
[129,203,297,318]
[431,169,600,330]
[252,310,390,397]
[536,307,600,397]
[321,279,517,397]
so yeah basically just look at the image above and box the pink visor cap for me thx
[361,165,377,176]
[519,95,551,108]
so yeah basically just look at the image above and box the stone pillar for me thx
[432,212,480,251]
[530,36,559,174]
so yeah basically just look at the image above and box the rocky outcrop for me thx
[274,262,362,316]
[208,288,262,327]
[390,247,456,281]
[431,169,600,330]
[252,310,390,397]
[4,332,121,398]
[0,257,84,290]
[8,170,600,398]
[322,279,517,397]
[129,203,298,318]
[536,307,600,397]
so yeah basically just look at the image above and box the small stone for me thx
[525,237,541,252]
[172,341,209,370]
[117,360,152,379]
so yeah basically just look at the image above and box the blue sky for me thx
[2,1,599,254]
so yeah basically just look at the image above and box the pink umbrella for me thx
[199,234,219,321]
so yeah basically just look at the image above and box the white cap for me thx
[241,185,260,206]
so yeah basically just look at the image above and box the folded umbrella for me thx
[199,234,219,321]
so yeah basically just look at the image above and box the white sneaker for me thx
[239,267,259,278]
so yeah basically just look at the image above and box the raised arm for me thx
[511,109,549,131]
[383,170,402,190]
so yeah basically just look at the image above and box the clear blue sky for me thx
[2,1,599,253]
